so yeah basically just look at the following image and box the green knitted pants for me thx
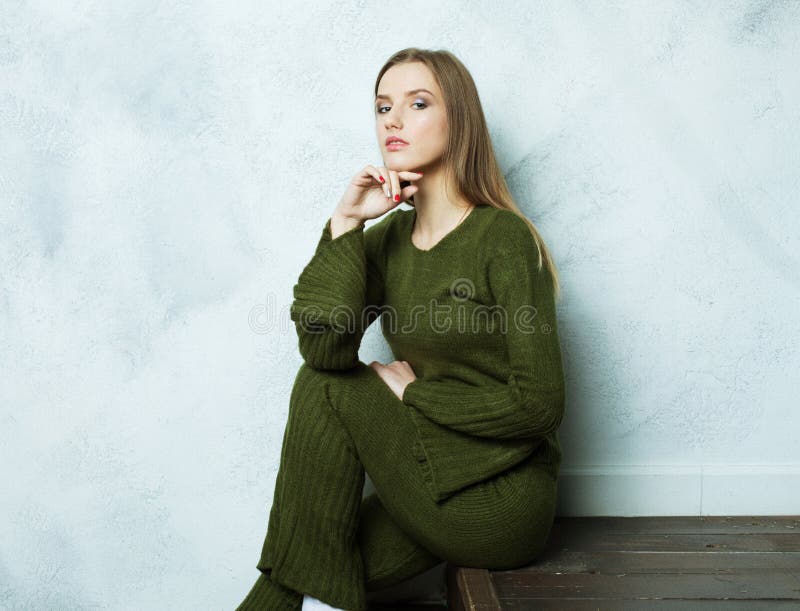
[236,361,557,611]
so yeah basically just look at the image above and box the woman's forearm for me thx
[329,212,364,240]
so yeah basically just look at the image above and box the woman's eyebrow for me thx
[375,88,434,100]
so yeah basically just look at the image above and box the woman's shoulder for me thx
[480,207,536,257]
[487,207,531,235]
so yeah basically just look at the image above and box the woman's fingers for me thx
[382,169,423,201]
[389,169,402,202]
[397,170,424,197]
[376,166,390,198]
[363,165,386,188]
[398,183,419,204]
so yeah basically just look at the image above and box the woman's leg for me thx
[357,492,442,594]
[321,361,558,571]
[236,362,443,611]
[235,492,442,611]
[237,359,558,610]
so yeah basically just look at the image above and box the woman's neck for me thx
[410,184,473,236]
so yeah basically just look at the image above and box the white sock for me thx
[302,593,346,610]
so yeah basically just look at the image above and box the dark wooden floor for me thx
[445,515,800,610]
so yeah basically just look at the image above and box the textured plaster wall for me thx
[1,1,798,609]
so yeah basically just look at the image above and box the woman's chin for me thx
[383,160,417,171]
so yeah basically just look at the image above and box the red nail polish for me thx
[379,176,385,183]
[394,194,400,201]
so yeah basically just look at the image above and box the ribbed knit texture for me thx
[238,207,565,609]
[255,365,369,611]
[290,204,566,503]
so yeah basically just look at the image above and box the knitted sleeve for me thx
[401,217,565,439]
[289,213,392,370]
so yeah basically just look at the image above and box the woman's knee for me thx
[288,363,337,417]
[293,361,354,393]
[300,361,382,407]
[295,360,369,383]
[291,361,371,417]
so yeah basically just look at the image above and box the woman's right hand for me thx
[335,165,424,224]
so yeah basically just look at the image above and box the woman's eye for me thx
[376,100,428,114]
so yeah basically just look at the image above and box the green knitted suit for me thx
[237,203,565,611]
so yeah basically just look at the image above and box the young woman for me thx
[236,47,566,611]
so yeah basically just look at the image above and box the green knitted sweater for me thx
[289,203,566,504]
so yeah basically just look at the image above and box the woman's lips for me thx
[386,141,409,151]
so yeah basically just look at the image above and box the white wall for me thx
[1,1,797,609]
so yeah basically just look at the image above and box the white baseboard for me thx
[556,463,800,516]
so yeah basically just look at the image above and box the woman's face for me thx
[375,62,448,172]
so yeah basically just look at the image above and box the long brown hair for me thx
[374,47,562,301]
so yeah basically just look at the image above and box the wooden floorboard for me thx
[448,515,800,610]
